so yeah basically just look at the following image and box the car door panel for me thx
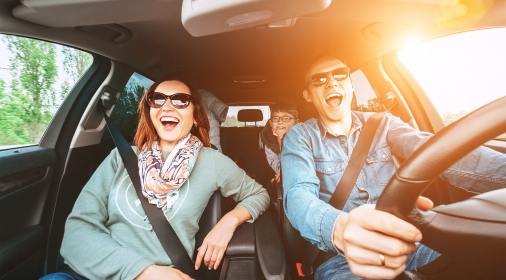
[0,54,110,279]
[0,146,55,280]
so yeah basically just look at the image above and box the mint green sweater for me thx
[60,147,270,279]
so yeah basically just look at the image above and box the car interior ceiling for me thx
[2,0,506,279]
[4,0,505,105]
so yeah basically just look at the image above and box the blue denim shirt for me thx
[281,111,506,253]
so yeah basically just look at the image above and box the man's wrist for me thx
[332,213,348,254]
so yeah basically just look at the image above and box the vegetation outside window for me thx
[0,34,93,150]
[108,72,154,136]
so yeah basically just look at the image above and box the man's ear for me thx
[295,118,300,124]
[303,90,312,102]
[350,78,355,90]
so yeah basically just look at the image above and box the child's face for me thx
[269,111,298,136]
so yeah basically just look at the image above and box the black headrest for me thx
[237,109,263,122]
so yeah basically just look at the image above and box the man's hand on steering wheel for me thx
[331,196,433,279]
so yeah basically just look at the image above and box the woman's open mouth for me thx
[160,116,179,129]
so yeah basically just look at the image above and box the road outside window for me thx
[0,34,93,149]
[398,28,506,140]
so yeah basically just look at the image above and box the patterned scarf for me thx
[138,133,202,211]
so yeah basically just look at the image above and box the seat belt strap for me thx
[99,106,198,279]
[328,112,386,208]
[303,112,386,275]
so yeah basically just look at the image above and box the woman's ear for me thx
[303,90,312,102]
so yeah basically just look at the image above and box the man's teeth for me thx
[326,93,343,100]
[161,116,179,123]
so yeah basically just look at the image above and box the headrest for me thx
[237,109,263,122]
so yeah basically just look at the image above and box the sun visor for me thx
[181,0,332,37]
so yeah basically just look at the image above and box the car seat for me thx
[55,190,286,280]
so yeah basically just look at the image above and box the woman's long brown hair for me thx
[133,75,211,151]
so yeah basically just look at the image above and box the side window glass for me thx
[221,106,271,127]
[351,69,380,112]
[398,28,506,140]
[109,73,154,135]
[0,34,93,150]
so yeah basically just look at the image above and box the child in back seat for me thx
[261,101,299,187]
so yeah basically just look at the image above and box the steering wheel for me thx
[376,96,506,279]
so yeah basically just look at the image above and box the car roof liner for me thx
[12,0,181,28]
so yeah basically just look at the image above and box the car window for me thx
[398,28,506,140]
[221,106,271,127]
[0,34,93,150]
[351,69,379,112]
[109,72,154,135]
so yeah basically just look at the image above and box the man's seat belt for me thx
[300,112,386,276]
[99,105,198,279]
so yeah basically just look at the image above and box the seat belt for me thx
[301,112,386,276]
[99,105,198,279]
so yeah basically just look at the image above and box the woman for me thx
[51,76,270,280]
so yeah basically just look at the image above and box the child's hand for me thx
[272,126,280,137]
[272,126,288,139]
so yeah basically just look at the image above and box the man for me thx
[281,55,506,279]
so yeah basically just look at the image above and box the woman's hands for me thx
[195,207,252,270]
[136,265,193,280]
[332,196,433,279]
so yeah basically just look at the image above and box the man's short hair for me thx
[270,101,299,119]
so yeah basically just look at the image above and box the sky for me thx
[398,27,506,117]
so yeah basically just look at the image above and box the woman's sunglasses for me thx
[146,92,193,109]
[307,67,350,87]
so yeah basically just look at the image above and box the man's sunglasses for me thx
[307,67,350,87]
[270,116,295,123]
[146,92,193,109]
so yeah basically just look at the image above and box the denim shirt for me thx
[281,111,506,253]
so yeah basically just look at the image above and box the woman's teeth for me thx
[161,116,179,126]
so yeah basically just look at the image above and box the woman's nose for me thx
[162,100,175,111]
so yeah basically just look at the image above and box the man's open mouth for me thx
[325,92,343,108]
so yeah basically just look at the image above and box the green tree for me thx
[0,36,58,145]
[441,110,466,125]
[0,78,5,101]
[356,97,380,112]
[59,46,93,100]
[110,83,147,136]
[222,115,243,127]
[62,47,93,81]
